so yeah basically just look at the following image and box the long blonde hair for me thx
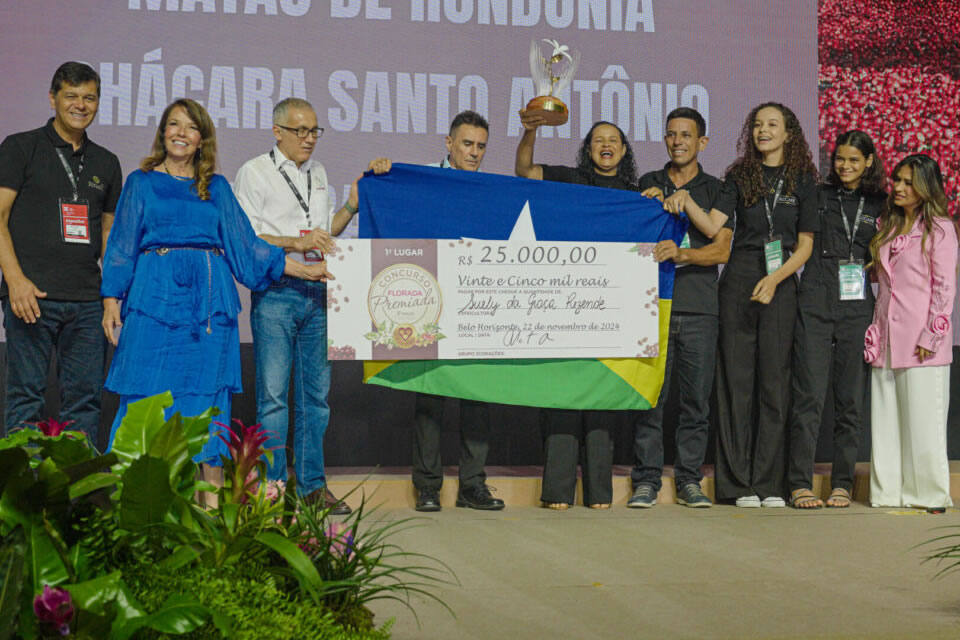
[140,98,218,200]
[868,154,954,272]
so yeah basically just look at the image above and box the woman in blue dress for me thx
[101,98,332,464]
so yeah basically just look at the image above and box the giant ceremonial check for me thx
[327,236,659,360]
[347,164,685,411]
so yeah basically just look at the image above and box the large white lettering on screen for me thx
[97,49,307,129]
[327,71,489,134]
[507,64,708,140]
[128,0,312,15]
[407,0,655,31]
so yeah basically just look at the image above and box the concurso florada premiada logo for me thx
[366,263,445,349]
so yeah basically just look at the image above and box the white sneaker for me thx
[736,495,761,508]
[761,496,786,508]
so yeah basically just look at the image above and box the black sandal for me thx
[826,488,852,508]
[791,488,823,509]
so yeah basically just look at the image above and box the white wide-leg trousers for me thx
[870,361,953,508]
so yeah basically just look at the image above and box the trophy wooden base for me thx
[524,96,569,126]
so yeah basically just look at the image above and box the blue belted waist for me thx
[141,246,223,334]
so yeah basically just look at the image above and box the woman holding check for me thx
[101,98,333,465]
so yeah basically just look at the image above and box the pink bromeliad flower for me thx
[33,585,74,636]
[216,419,273,504]
[30,418,75,437]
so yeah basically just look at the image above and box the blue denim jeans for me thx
[631,312,718,491]
[2,298,105,444]
[250,277,330,495]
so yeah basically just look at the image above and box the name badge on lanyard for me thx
[55,148,90,245]
[271,149,320,262]
[763,177,784,274]
[838,260,865,300]
[837,192,866,300]
[299,230,324,263]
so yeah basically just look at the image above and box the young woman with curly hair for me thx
[101,98,331,466]
[865,154,957,509]
[678,102,819,507]
[787,130,886,509]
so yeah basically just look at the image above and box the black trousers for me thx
[715,251,796,501]
[787,269,873,493]
[632,312,718,492]
[540,409,613,505]
[411,393,490,491]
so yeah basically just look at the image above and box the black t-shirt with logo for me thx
[714,164,819,252]
[639,164,731,315]
[800,183,884,300]
[0,119,123,301]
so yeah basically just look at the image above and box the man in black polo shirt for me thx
[0,62,122,443]
[627,107,733,508]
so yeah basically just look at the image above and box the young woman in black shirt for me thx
[788,131,886,509]
[682,102,819,507]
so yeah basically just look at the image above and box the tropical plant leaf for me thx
[35,435,91,469]
[253,532,324,601]
[110,392,174,472]
[119,456,175,531]
[16,592,36,640]
[28,524,68,595]
[71,608,114,640]
[192,481,220,494]
[113,579,149,629]
[179,408,219,461]
[65,570,123,617]
[60,453,119,485]
[210,609,235,638]
[0,429,39,452]
[0,448,33,532]
[158,544,205,572]
[148,415,194,488]
[221,503,240,536]
[0,526,26,640]
[36,458,70,506]
[111,593,211,640]
[68,473,120,500]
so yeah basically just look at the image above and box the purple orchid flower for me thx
[34,585,74,636]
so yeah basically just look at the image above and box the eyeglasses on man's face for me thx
[276,124,324,139]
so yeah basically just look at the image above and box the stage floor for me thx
[364,503,960,639]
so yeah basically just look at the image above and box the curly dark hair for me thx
[825,130,887,197]
[575,121,638,186]
[725,102,818,207]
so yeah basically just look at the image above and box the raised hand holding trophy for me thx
[524,39,580,126]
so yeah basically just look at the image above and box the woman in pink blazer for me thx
[865,154,957,509]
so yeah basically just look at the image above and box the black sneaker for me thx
[626,483,657,508]
[415,486,441,512]
[455,484,505,510]
[677,483,712,508]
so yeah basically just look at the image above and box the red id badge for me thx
[299,229,324,262]
[59,198,91,244]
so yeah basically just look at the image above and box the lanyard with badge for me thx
[55,148,91,245]
[837,191,866,300]
[762,177,785,274]
[270,149,322,262]
[663,170,692,267]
